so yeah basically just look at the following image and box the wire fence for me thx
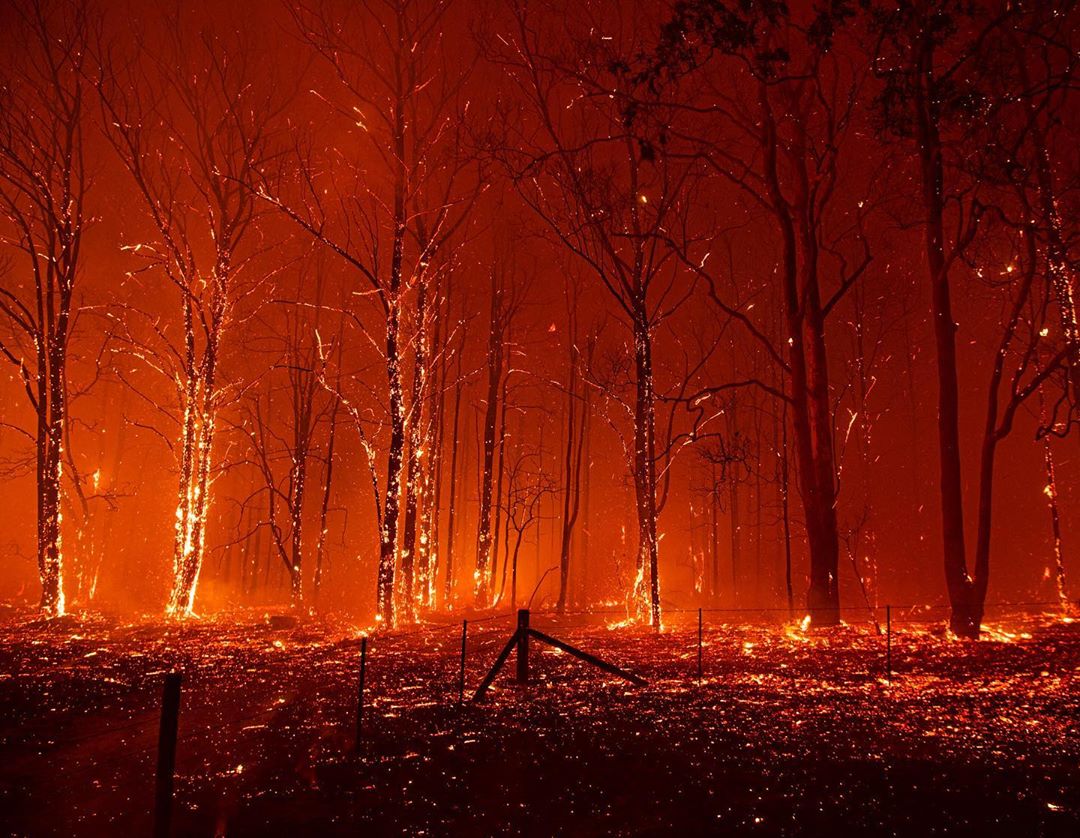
[11,598,1076,832]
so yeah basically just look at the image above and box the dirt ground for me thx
[1,607,1077,836]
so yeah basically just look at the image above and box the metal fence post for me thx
[153,671,182,838]
[516,609,530,683]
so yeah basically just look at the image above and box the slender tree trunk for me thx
[754,417,763,603]
[710,464,720,605]
[420,300,447,610]
[534,422,544,581]
[1019,50,1073,610]
[972,428,998,630]
[313,395,339,608]
[249,499,264,599]
[630,305,661,627]
[1034,382,1068,609]
[490,362,509,592]
[401,277,429,621]
[375,63,409,627]
[379,293,405,625]
[1,12,85,618]
[475,272,503,606]
[496,504,512,605]
[168,289,221,616]
[760,83,840,625]
[289,435,309,608]
[914,40,978,638]
[1042,429,1068,609]
[38,337,66,616]
[780,391,794,616]
[443,346,465,606]
[511,529,526,610]
[852,284,878,608]
[800,288,841,624]
[557,337,584,612]
[729,462,740,607]
[577,389,592,608]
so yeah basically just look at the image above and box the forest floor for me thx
[0,605,1077,836]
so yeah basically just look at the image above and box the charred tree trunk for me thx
[489,361,509,593]
[710,463,720,604]
[780,388,795,616]
[313,394,339,608]
[419,295,447,610]
[37,334,67,616]
[630,304,661,627]
[1042,424,1068,609]
[577,382,592,608]
[443,337,465,607]
[375,53,410,627]
[288,396,313,608]
[511,528,526,610]
[760,82,840,626]
[378,291,405,625]
[913,38,978,639]
[0,2,89,618]
[475,272,504,607]
[557,313,586,613]
[400,276,429,621]
[168,287,223,617]
[797,277,841,624]
[729,448,740,606]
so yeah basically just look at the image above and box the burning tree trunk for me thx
[492,3,705,626]
[630,303,662,626]
[416,287,448,610]
[97,17,278,616]
[1039,387,1068,610]
[379,292,406,625]
[313,391,339,608]
[269,0,474,626]
[443,309,467,607]
[0,0,92,617]
[169,285,225,616]
[242,286,335,610]
[400,274,430,620]
[1012,22,1077,611]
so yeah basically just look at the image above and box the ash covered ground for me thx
[1,607,1077,836]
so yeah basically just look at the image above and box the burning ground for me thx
[1,609,1077,835]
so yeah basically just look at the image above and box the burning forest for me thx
[1,0,1079,834]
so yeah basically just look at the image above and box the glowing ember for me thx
[1,1,1079,832]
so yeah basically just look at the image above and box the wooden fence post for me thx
[472,611,646,702]
[356,636,368,751]
[459,620,468,705]
[153,671,182,838]
[886,605,892,681]
[516,609,530,683]
[697,608,703,682]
